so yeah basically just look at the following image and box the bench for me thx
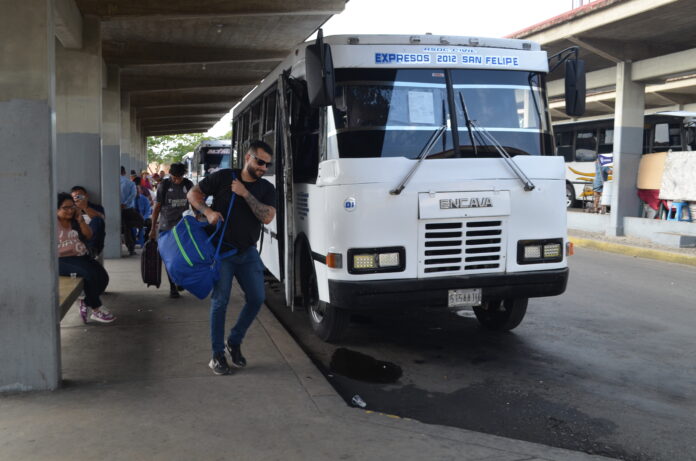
[59,276,84,320]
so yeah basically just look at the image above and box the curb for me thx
[571,237,696,266]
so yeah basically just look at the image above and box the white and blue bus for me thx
[555,112,696,208]
[192,139,232,181]
[231,33,584,341]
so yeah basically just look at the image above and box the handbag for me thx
[157,175,237,299]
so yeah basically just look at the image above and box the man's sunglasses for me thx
[251,153,272,168]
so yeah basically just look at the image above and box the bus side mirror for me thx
[565,59,586,116]
[305,30,335,107]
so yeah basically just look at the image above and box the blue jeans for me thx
[210,247,265,355]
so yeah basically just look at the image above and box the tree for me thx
[147,133,206,168]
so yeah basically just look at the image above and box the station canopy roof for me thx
[74,0,346,136]
[509,0,696,120]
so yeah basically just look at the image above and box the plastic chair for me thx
[666,201,692,222]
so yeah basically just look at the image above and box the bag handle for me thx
[212,172,238,260]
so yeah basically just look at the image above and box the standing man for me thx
[187,141,276,375]
[120,166,143,256]
[150,163,194,298]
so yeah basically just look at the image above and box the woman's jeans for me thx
[58,255,109,309]
[210,247,265,355]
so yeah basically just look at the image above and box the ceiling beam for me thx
[146,128,208,136]
[140,113,227,122]
[129,93,244,108]
[55,0,82,48]
[76,0,345,20]
[137,105,232,118]
[568,36,622,63]
[103,41,286,67]
[122,76,255,92]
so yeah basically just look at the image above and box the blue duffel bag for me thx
[158,185,237,299]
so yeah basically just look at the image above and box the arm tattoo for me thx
[244,193,272,223]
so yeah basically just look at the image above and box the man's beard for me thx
[246,163,261,180]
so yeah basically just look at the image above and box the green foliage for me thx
[147,133,206,166]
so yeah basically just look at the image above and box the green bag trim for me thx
[172,226,193,267]
[184,218,205,261]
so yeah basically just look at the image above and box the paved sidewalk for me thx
[569,229,696,266]
[0,257,614,461]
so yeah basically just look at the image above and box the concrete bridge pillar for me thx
[0,0,60,391]
[608,62,645,236]
[120,93,131,172]
[102,66,122,259]
[55,15,102,201]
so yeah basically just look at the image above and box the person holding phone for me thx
[70,186,106,257]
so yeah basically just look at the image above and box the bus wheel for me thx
[306,270,349,342]
[473,298,528,331]
[565,183,576,209]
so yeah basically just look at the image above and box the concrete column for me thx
[120,92,131,171]
[130,108,139,170]
[608,62,645,236]
[102,66,122,259]
[0,0,59,391]
[55,15,102,201]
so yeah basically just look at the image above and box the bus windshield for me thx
[328,68,554,159]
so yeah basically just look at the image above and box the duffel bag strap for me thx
[213,172,238,260]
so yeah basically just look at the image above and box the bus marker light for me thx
[353,254,377,270]
[523,245,542,259]
[378,252,400,268]
[326,252,343,269]
[543,243,562,258]
[566,241,575,256]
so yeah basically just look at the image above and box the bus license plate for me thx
[448,288,481,307]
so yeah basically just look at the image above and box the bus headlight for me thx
[348,247,405,274]
[517,239,563,264]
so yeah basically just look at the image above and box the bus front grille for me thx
[419,219,506,276]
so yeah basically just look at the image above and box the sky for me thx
[206,0,575,137]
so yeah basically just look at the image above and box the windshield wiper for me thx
[458,93,478,156]
[389,124,447,195]
[468,119,536,191]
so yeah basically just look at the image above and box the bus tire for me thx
[473,298,528,331]
[306,269,349,342]
[565,182,577,209]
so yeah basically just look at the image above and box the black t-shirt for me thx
[198,168,276,251]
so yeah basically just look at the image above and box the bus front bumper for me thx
[328,268,569,310]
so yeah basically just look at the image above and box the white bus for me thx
[555,112,696,208]
[232,33,585,341]
[192,139,232,181]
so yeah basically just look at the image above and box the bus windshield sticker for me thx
[408,91,435,124]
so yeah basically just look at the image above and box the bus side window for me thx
[232,120,240,167]
[250,101,262,140]
[263,90,277,155]
[289,82,319,183]
[598,128,613,154]
[575,130,597,162]
[556,131,573,161]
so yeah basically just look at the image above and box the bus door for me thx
[271,75,295,309]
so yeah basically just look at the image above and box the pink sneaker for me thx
[79,299,89,324]
[90,307,115,324]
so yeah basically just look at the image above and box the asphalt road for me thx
[264,247,696,461]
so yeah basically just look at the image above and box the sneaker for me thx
[208,354,230,375]
[169,290,181,299]
[226,341,247,368]
[79,299,89,324]
[90,307,116,324]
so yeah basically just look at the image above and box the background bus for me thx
[192,140,233,181]
[555,112,696,207]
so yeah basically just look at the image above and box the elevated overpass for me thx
[510,0,696,236]
[0,0,345,391]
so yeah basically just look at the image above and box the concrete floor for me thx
[0,256,615,461]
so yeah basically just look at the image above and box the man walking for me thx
[187,141,276,375]
[149,163,194,298]
[120,166,142,256]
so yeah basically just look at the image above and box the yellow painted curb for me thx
[571,237,696,267]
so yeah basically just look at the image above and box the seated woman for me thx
[57,192,115,324]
